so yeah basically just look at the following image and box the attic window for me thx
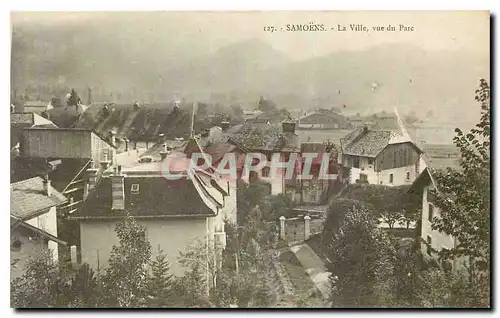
[131,184,140,194]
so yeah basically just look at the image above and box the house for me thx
[20,101,51,114]
[297,109,351,129]
[408,162,467,272]
[287,142,341,205]
[11,112,58,160]
[11,176,68,280]
[340,127,424,186]
[223,122,300,195]
[244,110,282,124]
[11,127,117,252]
[70,148,235,277]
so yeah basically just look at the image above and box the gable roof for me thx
[11,216,67,245]
[11,177,68,220]
[299,111,347,125]
[342,129,420,158]
[11,112,57,127]
[72,171,223,220]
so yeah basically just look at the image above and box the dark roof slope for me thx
[75,176,216,219]
[11,157,92,192]
[11,177,67,220]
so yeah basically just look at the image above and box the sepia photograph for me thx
[9,10,491,309]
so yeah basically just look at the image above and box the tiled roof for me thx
[11,177,67,220]
[228,123,299,152]
[342,130,405,158]
[73,173,220,219]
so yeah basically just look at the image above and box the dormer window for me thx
[131,184,140,194]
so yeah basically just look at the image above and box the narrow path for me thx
[289,243,331,302]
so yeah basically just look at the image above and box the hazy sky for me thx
[11,11,489,60]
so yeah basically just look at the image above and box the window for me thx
[426,235,432,256]
[353,157,360,168]
[406,171,410,180]
[428,203,434,222]
[131,184,140,194]
[262,166,270,177]
[368,158,374,165]
[359,173,368,182]
[11,237,22,252]
[389,173,394,184]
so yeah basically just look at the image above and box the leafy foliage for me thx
[11,251,100,308]
[326,206,396,307]
[146,247,176,307]
[429,78,490,306]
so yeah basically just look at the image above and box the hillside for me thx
[11,21,489,130]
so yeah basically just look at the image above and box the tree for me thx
[101,215,152,307]
[279,108,292,121]
[231,104,245,123]
[146,247,175,307]
[326,206,396,307]
[429,79,490,306]
[11,251,101,308]
[236,180,272,224]
[260,193,294,221]
[177,213,278,308]
[258,97,277,112]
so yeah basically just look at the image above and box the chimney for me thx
[100,151,110,170]
[109,130,117,164]
[159,133,166,143]
[42,174,52,196]
[221,121,230,131]
[85,168,99,199]
[111,168,125,210]
[282,121,296,134]
[363,126,369,133]
[160,143,168,160]
[109,130,117,147]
